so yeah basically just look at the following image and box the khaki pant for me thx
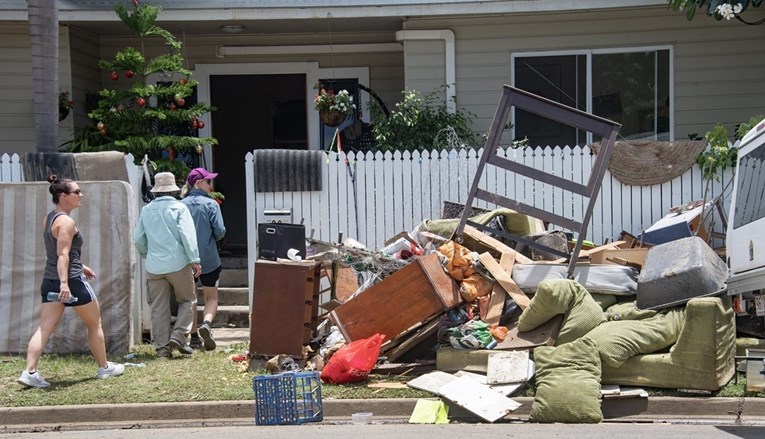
[146,265,197,353]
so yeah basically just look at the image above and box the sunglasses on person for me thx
[66,189,83,195]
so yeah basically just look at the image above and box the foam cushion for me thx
[530,337,603,423]
[518,279,606,345]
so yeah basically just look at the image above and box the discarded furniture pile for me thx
[246,86,749,424]
[248,203,739,423]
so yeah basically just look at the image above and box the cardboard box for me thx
[590,248,650,267]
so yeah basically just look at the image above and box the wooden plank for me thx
[384,317,440,363]
[484,252,515,326]
[463,225,533,264]
[494,314,563,350]
[438,375,522,423]
[550,240,627,264]
[477,252,530,309]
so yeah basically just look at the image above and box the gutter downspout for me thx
[395,29,456,113]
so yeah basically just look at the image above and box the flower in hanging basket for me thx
[313,83,356,126]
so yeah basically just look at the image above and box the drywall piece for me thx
[438,375,522,423]
[486,350,531,384]
[407,371,457,394]
[454,370,526,397]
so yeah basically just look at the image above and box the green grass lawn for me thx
[2,342,762,407]
[1,342,430,407]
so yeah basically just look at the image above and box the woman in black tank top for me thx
[17,175,124,388]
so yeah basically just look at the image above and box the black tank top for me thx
[43,210,84,280]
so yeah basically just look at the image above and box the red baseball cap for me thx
[187,168,219,185]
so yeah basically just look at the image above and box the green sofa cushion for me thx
[530,337,603,423]
[604,301,657,321]
[586,306,686,368]
[518,279,606,345]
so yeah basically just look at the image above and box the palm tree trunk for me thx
[27,0,59,153]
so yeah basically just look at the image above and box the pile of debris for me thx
[250,200,742,423]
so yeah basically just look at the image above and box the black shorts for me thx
[199,265,222,287]
[40,274,95,307]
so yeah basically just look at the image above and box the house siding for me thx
[0,24,72,153]
[68,26,102,131]
[97,31,406,116]
[403,6,765,142]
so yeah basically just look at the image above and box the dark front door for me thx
[210,74,307,251]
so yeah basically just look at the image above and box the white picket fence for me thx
[2,146,736,250]
[245,145,733,249]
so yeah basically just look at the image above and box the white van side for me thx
[727,117,765,297]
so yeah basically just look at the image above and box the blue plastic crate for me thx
[253,371,323,425]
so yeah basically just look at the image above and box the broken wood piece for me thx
[463,225,532,264]
[477,252,530,309]
[383,317,440,363]
[494,314,563,350]
[605,256,643,270]
[367,382,409,389]
[330,253,461,342]
[484,252,516,326]
[550,240,627,264]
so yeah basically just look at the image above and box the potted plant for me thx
[59,91,74,121]
[313,82,356,127]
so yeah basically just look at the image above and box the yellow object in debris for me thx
[408,398,449,424]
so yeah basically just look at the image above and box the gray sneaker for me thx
[97,362,125,379]
[169,338,194,355]
[18,370,50,388]
[198,323,217,351]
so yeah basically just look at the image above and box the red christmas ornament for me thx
[110,71,119,81]
[125,70,134,78]
[136,97,146,107]
[168,103,176,110]
[197,120,205,129]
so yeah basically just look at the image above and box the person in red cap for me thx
[181,168,226,350]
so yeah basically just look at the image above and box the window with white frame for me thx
[511,47,671,148]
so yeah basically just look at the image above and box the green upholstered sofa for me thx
[599,296,736,391]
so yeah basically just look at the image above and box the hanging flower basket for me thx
[320,110,348,127]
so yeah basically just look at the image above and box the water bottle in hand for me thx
[47,292,78,304]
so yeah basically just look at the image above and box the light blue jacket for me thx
[134,196,200,274]
[181,188,226,274]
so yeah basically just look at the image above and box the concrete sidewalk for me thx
[3,396,765,433]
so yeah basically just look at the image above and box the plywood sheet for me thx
[330,253,460,342]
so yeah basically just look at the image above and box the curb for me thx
[2,397,765,431]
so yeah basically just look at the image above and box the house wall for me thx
[0,24,73,154]
[68,26,102,131]
[402,6,765,143]
[96,30,406,117]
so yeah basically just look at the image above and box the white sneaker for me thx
[96,362,125,379]
[18,370,50,388]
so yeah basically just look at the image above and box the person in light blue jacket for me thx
[181,167,226,351]
[135,172,201,358]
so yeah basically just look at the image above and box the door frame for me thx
[193,62,370,168]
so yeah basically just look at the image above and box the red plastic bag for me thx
[320,333,385,384]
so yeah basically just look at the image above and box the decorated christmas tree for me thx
[66,1,216,179]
